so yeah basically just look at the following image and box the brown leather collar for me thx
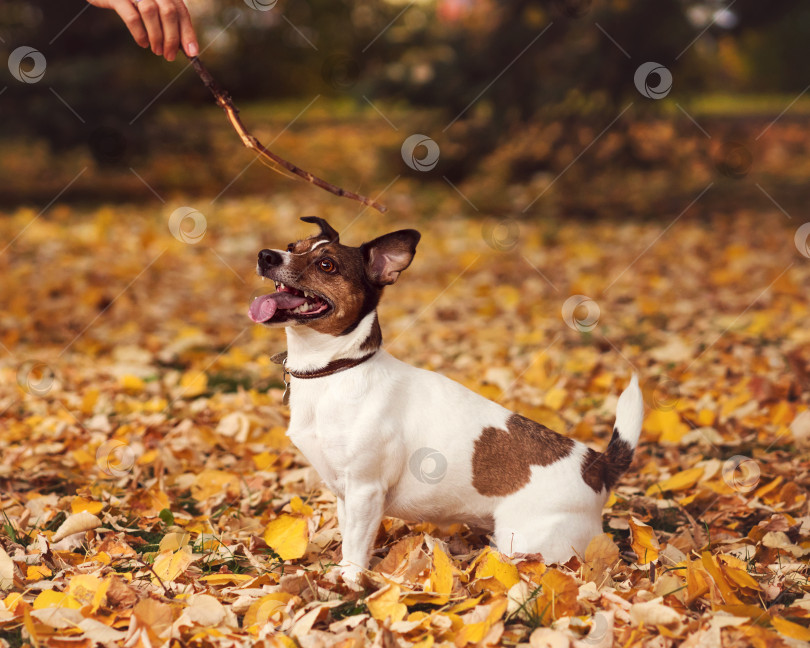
[270,350,377,379]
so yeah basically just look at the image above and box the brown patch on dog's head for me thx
[253,217,420,337]
[580,428,634,493]
[472,414,575,497]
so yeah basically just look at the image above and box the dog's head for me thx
[250,217,421,335]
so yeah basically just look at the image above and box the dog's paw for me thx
[339,563,363,583]
[340,565,363,590]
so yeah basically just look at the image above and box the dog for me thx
[250,217,644,580]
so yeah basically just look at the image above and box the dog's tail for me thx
[602,374,645,489]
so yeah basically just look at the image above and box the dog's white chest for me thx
[285,375,372,498]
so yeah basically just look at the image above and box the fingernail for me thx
[187,42,199,57]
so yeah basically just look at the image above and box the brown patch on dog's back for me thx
[580,428,634,493]
[472,414,575,497]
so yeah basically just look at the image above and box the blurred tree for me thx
[2,0,809,178]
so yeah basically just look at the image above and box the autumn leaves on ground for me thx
[2,138,810,646]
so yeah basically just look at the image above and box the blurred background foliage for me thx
[1,0,810,210]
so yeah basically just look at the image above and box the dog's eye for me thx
[287,243,295,252]
[319,258,337,274]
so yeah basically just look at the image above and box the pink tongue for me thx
[249,292,307,323]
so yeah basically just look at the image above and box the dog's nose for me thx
[258,249,282,269]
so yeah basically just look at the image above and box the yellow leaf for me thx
[772,616,810,641]
[455,598,507,646]
[159,532,190,552]
[646,467,705,496]
[628,517,660,564]
[543,387,567,410]
[243,593,295,632]
[129,485,170,517]
[253,451,277,470]
[80,388,99,415]
[67,574,109,613]
[71,497,104,515]
[190,469,239,502]
[137,449,159,465]
[701,552,742,604]
[718,555,761,591]
[290,496,313,517]
[258,425,291,449]
[4,593,24,613]
[645,409,690,444]
[533,570,579,625]
[697,408,715,426]
[367,584,407,624]
[33,590,81,610]
[66,574,100,601]
[179,371,208,397]
[447,595,484,614]
[22,605,39,648]
[263,515,308,560]
[94,551,111,565]
[200,573,254,586]
[26,565,52,580]
[474,549,520,593]
[152,546,194,584]
[518,406,566,433]
[430,545,455,604]
[770,401,794,426]
[120,374,145,392]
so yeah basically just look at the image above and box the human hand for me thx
[87,0,198,61]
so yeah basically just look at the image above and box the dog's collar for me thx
[271,350,377,379]
[270,350,377,404]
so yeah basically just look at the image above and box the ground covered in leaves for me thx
[1,185,809,647]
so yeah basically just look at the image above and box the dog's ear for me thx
[300,216,339,243]
[361,229,421,285]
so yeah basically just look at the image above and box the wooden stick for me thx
[187,56,387,214]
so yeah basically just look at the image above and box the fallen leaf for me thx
[771,616,810,641]
[581,533,619,585]
[533,569,580,625]
[645,466,705,495]
[152,545,194,583]
[628,517,660,564]
[629,598,684,631]
[366,584,407,624]
[474,548,520,593]
[51,511,101,542]
[417,544,452,605]
[263,515,308,560]
[0,546,15,590]
[243,593,295,632]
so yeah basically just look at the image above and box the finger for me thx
[154,0,179,61]
[135,0,165,56]
[110,0,149,48]
[174,0,199,57]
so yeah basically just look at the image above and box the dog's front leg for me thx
[338,483,385,581]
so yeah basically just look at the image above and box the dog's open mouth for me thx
[249,282,331,323]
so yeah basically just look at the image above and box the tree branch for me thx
[187,56,387,214]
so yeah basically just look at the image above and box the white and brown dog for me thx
[250,217,644,580]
